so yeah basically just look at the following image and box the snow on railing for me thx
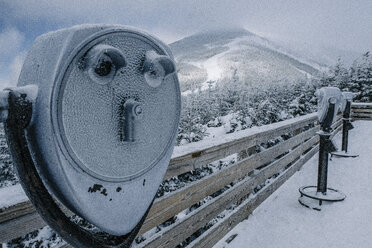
[352,102,372,120]
[2,106,367,247]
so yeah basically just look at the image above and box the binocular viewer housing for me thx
[6,24,181,237]
[299,87,353,210]
[341,92,354,118]
[316,87,355,130]
[315,87,342,132]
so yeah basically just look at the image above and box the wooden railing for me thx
[352,102,372,120]
[2,106,362,247]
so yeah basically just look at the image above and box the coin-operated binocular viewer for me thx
[0,25,181,247]
[331,92,358,158]
[299,87,345,210]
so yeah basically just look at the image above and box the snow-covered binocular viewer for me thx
[299,86,346,210]
[0,25,181,247]
[315,87,342,132]
[340,92,354,119]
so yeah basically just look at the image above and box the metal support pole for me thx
[342,100,352,153]
[341,119,349,153]
[317,133,330,194]
[299,130,346,210]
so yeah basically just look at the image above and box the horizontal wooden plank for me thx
[352,113,372,118]
[352,106,372,120]
[166,113,317,178]
[352,103,372,109]
[0,200,73,243]
[138,125,320,235]
[353,118,372,121]
[331,123,343,140]
[138,135,319,248]
[352,108,372,113]
[0,211,46,243]
[332,117,343,129]
[330,117,343,139]
[190,144,319,248]
[0,201,34,223]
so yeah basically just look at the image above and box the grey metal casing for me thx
[315,87,342,125]
[340,92,354,114]
[17,24,181,235]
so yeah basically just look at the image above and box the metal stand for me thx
[5,90,149,248]
[299,131,345,211]
[331,118,358,158]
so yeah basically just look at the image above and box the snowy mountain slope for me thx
[169,28,323,93]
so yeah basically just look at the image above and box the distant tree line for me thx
[320,52,372,102]
[178,52,372,144]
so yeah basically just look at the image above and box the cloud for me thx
[0,27,26,89]
[3,0,371,53]
[0,28,25,64]
[3,0,248,39]
[8,52,27,86]
[0,78,9,90]
[0,51,26,89]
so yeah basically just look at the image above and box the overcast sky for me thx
[0,0,371,88]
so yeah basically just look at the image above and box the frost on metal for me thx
[142,50,176,88]
[15,24,181,235]
[340,92,354,113]
[315,87,342,124]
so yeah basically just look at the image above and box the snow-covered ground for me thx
[0,184,27,210]
[215,120,372,248]
[182,36,247,95]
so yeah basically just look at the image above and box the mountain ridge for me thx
[169,28,323,93]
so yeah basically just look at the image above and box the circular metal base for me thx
[299,186,346,201]
[298,196,323,211]
[331,151,359,159]
[298,186,346,211]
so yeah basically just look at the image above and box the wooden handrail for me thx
[352,103,372,121]
[167,113,318,179]
[0,110,349,247]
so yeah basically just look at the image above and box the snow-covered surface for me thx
[315,86,342,123]
[175,29,322,96]
[215,120,372,248]
[0,184,27,209]
[198,36,253,90]
[172,112,317,158]
[181,34,319,96]
[3,225,63,248]
[352,102,372,106]
[183,36,247,95]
